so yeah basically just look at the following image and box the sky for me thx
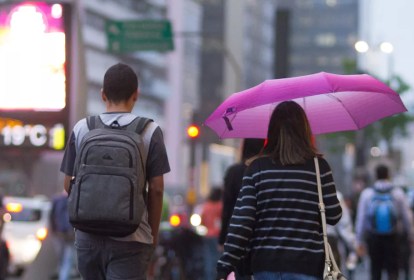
[364,0,414,184]
[362,0,414,102]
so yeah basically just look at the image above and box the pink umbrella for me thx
[204,72,407,139]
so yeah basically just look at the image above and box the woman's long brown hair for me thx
[263,101,318,165]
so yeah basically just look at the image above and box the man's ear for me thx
[133,89,139,101]
[101,89,107,102]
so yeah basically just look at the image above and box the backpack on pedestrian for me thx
[67,115,152,237]
[367,189,398,235]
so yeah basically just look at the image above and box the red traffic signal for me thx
[187,125,200,139]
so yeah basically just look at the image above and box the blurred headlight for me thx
[3,213,11,223]
[195,225,208,236]
[6,202,22,213]
[190,213,201,227]
[36,228,47,240]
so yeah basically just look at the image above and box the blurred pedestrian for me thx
[399,185,413,280]
[327,191,358,278]
[201,187,223,280]
[0,194,9,280]
[348,174,369,226]
[219,138,264,280]
[216,101,343,280]
[60,63,170,280]
[49,191,75,280]
[355,164,413,280]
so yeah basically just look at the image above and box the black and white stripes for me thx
[216,156,342,279]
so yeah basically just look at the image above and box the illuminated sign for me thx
[0,118,65,150]
[0,2,71,150]
[0,3,66,111]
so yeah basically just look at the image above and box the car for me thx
[2,196,51,276]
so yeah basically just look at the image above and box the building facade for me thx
[275,0,359,195]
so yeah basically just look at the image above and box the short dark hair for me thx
[103,63,138,103]
[376,164,389,180]
[263,101,318,165]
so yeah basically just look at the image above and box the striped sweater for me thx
[216,156,342,279]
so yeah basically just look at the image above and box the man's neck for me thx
[106,103,133,113]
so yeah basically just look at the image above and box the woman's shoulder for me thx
[315,156,332,171]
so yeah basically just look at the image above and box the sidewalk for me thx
[349,257,413,280]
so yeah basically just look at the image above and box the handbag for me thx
[314,157,347,280]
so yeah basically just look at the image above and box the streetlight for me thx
[353,40,394,178]
[380,42,394,54]
[352,40,396,187]
[354,40,369,53]
[354,40,394,79]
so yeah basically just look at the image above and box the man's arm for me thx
[147,175,164,245]
[64,175,72,194]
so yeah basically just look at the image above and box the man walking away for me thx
[355,164,412,280]
[60,63,170,280]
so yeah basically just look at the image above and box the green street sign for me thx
[105,20,174,53]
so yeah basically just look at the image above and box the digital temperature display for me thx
[0,118,65,150]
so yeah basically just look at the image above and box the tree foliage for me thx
[325,59,413,148]
[376,75,413,144]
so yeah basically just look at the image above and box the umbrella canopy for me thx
[204,72,407,139]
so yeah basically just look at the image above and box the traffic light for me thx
[187,124,200,139]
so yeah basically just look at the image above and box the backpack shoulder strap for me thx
[127,117,153,134]
[86,116,94,130]
[86,116,106,130]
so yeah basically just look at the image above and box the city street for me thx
[7,237,78,280]
[344,259,413,280]
[1,0,414,280]
[6,237,413,280]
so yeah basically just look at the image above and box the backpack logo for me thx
[368,190,398,235]
[102,153,113,160]
[67,116,153,237]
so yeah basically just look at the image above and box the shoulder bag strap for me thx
[314,157,333,269]
[315,157,345,279]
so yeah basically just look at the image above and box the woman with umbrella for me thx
[216,101,343,280]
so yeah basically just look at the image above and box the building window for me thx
[84,11,106,30]
[314,33,336,47]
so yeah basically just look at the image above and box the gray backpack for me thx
[68,116,152,237]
